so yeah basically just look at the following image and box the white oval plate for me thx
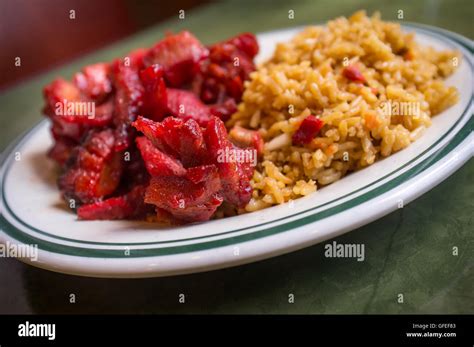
[1,24,472,278]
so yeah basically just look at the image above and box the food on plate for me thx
[43,11,460,223]
[42,31,259,223]
[229,11,459,212]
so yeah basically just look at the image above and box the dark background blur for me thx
[0,0,209,90]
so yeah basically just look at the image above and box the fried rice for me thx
[228,11,460,212]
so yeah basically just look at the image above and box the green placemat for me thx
[0,0,472,314]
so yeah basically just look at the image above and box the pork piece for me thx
[43,79,81,115]
[158,117,206,167]
[133,116,205,167]
[144,174,223,223]
[139,64,168,121]
[165,88,211,127]
[43,79,114,166]
[47,137,77,166]
[204,117,253,207]
[55,99,114,128]
[185,164,218,184]
[165,193,224,222]
[229,125,264,155]
[133,116,255,222]
[58,129,123,205]
[131,115,170,152]
[140,53,244,125]
[42,30,260,222]
[44,70,115,128]
[73,63,112,102]
[141,80,235,126]
[120,145,150,190]
[209,98,237,122]
[139,65,214,126]
[112,48,147,151]
[193,33,258,104]
[135,136,186,177]
[43,79,88,143]
[77,185,150,220]
[110,142,152,221]
[144,31,209,87]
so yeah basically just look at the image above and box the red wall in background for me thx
[0,0,208,90]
